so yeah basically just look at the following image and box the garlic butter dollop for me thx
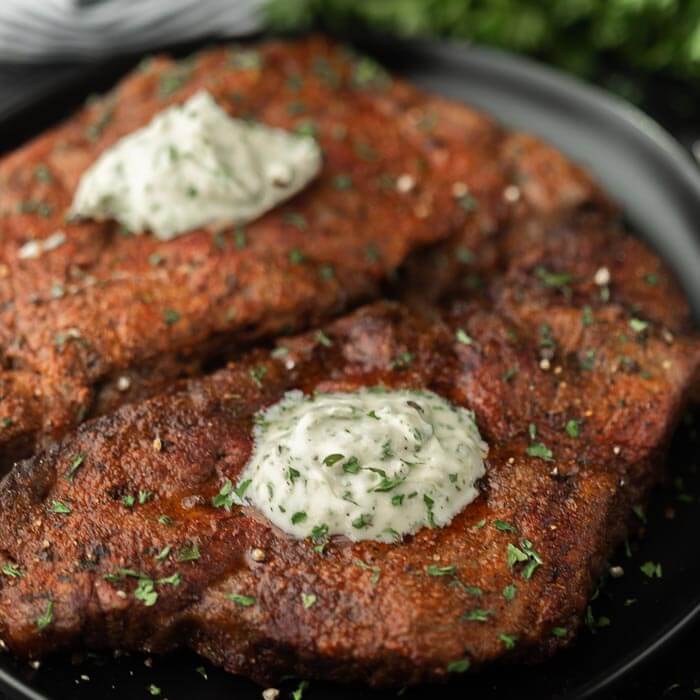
[237,388,488,543]
[71,90,321,240]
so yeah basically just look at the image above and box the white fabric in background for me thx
[0,0,266,62]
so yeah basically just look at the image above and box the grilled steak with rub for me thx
[0,294,697,686]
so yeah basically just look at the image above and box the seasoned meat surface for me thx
[0,299,697,686]
[0,36,496,466]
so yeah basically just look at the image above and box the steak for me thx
[0,36,498,467]
[0,296,697,686]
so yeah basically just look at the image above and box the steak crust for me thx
[0,36,497,467]
[0,297,697,686]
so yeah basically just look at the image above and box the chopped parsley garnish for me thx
[316,330,333,347]
[579,349,596,371]
[423,494,436,527]
[311,524,329,544]
[228,594,256,607]
[319,263,335,280]
[447,658,470,673]
[507,540,543,579]
[502,366,518,383]
[283,212,308,231]
[148,685,161,696]
[351,513,372,529]
[291,511,308,525]
[462,608,493,622]
[582,305,594,326]
[526,442,553,461]
[644,272,659,286]
[565,419,581,438]
[503,584,517,601]
[332,173,353,190]
[139,490,153,505]
[640,561,663,578]
[426,564,457,577]
[158,514,173,526]
[390,351,414,369]
[301,593,317,609]
[177,543,201,562]
[34,164,53,183]
[391,494,405,507]
[234,227,247,249]
[292,680,309,700]
[134,578,158,606]
[499,633,518,650]
[163,308,181,325]
[493,519,517,533]
[155,545,172,562]
[36,600,54,630]
[122,494,136,508]
[249,365,268,387]
[64,453,85,482]
[2,563,22,578]
[48,500,71,514]
[629,318,649,334]
[212,478,251,510]
[289,248,306,264]
[158,572,182,587]
[158,64,192,97]
[19,199,53,217]
[535,266,572,288]
[373,473,406,492]
[457,193,477,211]
[354,558,381,585]
[552,627,568,638]
[456,328,473,345]
[342,456,361,474]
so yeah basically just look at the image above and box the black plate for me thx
[1,35,700,700]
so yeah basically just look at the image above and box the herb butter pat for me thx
[71,90,321,240]
[238,388,488,543]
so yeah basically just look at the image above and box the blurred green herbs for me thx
[266,0,700,119]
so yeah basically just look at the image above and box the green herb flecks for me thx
[446,658,470,673]
[456,328,473,345]
[640,561,663,578]
[499,633,518,650]
[65,453,85,482]
[565,419,581,438]
[1,563,22,578]
[354,558,380,585]
[526,442,553,461]
[462,608,493,622]
[48,500,71,515]
[301,592,317,609]
[36,600,54,630]
[228,593,256,607]
[249,365,268,387]
[426,564,457,577]
[177,543,201,562]
[535,266,572,289]
[163,308,181,326]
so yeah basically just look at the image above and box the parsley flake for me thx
[228,593,256,607]
[36,600,54,630]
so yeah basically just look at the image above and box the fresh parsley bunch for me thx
[266,0,700,116]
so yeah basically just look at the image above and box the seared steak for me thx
[0,296,697,686]
[0,36,498,467]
